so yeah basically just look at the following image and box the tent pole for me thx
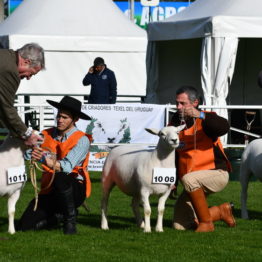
[0,0,4,22]
[128,0,134,21]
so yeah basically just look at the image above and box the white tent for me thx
[145,0,262,118]
[0,0,147,98]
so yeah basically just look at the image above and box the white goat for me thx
[0,136,27,234]
[240,139,262,219]
[101,125,184,232]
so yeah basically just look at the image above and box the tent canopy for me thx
[148,0,262,40]
[0,0,147,96]
[145,0,262,107]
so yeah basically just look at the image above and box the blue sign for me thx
[8,1,191,28]
[8,0,22,14]
[114,1,191,28]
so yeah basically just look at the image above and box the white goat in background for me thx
[101,125,184,232]
[0,136,27,234]
[240,139,262,219]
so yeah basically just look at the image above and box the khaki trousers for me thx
[173,169,229,230]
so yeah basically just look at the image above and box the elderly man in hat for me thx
[82,57,117,104]
[18,96,92,235]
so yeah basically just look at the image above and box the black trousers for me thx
[18,172,86,231]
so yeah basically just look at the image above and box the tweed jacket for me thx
[0,49,28,137]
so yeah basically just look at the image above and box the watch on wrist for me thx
[199,111,205,119]
[22,127,33,139]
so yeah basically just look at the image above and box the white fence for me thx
[13,102,262,148]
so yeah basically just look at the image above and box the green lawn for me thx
[0,172,262,262]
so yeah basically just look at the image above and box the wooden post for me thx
[0,0,4,22]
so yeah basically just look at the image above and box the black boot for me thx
[36,213,65,230]
[57,187,77,235]
[35,219,48,230]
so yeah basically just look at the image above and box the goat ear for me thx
[145,128,159,135]
[177,124,186,132]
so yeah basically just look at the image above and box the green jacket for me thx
[0,49,27,137]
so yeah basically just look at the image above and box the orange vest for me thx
[40,128,92,197]
[176,117,231,178]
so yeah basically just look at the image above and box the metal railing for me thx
[13,103,262,148]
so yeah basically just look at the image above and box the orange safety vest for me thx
[39,128,92,197]
[176,117,231,178]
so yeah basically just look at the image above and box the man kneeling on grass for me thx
[170,86,236,232]
[17,96,92,234]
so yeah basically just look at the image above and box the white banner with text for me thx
[76,103,166,171]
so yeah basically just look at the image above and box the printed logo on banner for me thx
[76,103,166,171]
[88,151,109,171]
[86,117,131,171]
[86,117,131,144]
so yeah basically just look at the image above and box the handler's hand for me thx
[24,132,44,147]
[31,146,44,161]
[180,106,201,119]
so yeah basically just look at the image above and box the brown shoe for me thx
[209,202,236,227]
[219,202,236,227]
[188,188,215,233]
[195,221,214,232]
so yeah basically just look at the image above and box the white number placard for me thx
[7,165,27,185]
[152,168,176,184]
[141,0,160,7]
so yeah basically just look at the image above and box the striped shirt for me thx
[25,127,90,174]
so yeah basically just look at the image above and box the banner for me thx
[53,103,166,171]
[77,103,166,171]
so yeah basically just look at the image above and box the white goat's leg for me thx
[155,188,171,232]
[131,196,144,228]
[141,190,151,233]
[240,165,251,219]
[101,191,110,230]
[101,181,115,230]
[7,189,21,234]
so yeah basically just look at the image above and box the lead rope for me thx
[29,147,57,211]
[188,117,197,173]
[180,109,197,173]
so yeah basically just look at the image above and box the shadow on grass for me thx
[78,213,134,229]
[77,213,173,230]
[90,177,101,183]
[238,209,262,220]
[0,216,8,227]
[228,207,262,220]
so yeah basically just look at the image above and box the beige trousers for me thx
[173,169,229,230]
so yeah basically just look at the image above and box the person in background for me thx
[82,57,117,104]
[170,85,236,232]
[18,96,92,235]
[0,43,45,146]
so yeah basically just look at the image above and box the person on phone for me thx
[82,57,117,104]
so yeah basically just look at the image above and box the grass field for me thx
[0,171,262,262]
